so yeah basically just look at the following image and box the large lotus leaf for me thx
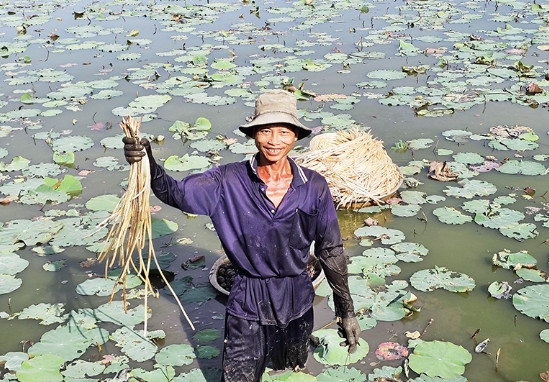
[391,242,429,263]
[515,268,547,282]
[410,266,475,293]
[61,359,105,379]
[0,252,29,275]
[44,174,83,196]
[408,340,472,378]
[474,207,524,229]
[50,136,94,152]
[0,156,30,172]
[168,277,218,303]
[316,365,365,381]
[19,184,71,205]
[496,160,546,175]
[196,345,220,359]
[0,352,29,372]
[27,324,109,361]
[492,250,536,269]
[110,326,158,362]
[488,137,538,151]
[444,179,497,199]
[193,328,221,343]
[390,204,421,217]
[128,366,176,382]
[512,284,549,323]
[312,329,369,366]
[75,277,119,296]
[0,274,23,294]
[432,207,472,224]
[353,226,405,245]
[151,217,178,238]
[408,374,467,382]
[400,190,427,205]
[0,219,64,246]
[499,222,538,241]
[16,354,64,382]
[155,343,196,367]
[18,303,67,325]
[164,154,211,172]
[366,365,403,381]
[91,300,148,327]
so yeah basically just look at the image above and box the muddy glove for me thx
[337,316,361,353]
[122,136,151,164]
[318,246,361,352]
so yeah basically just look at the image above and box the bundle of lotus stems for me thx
[294,128,402,208]
[97,116,194,333]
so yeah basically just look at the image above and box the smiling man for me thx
[123,89,360,381]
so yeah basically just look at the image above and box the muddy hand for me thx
[337,317,361,353]
[122,136,151,164]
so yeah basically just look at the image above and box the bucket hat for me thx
[239,89,312,140]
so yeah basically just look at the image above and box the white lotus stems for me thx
[97,116,195,333]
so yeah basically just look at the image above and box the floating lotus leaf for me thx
[28,324,109,361]
[154,343,195,367]
[18,303,67,325]
[408,340,472,379]
[515,268,547,282]
[312,328,369,366]
[50,136,94,153]
[16,354,64,382]
[164,154,211,172]
[193,328,221,343]
[85,194,121,212]
[316,366,365,381]
[452,152,485,165]
[0,156,30,172]
[492,249,536,269]
[410,266,475,293]
[110,327,158,362]
[0,352,28,372]
[128,366,176,381]
[0,274,23,294]
[196,345,220,359]
[61,359,105,379]
[367,366,403,381]
[488,137,538,151]
[391,204,421,217]
[512,284,549,323]
[433,207,472,224]
[540,329,549,343]
[0,252,29,275]
[444,179,497,199]
[353,226,405,245]
[400,190,427,205]
[496,160,546,175]
[391,242,429,263]
[75,277,120,296]
[488,281,513,299]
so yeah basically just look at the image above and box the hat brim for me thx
[239,111,312,140]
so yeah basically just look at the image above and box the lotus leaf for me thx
[0,351,28,372]
[193,328,221,343]
[488,281,513,299]
[164,154,211,172]
[53,151,75,166]
[0,156,30,172]
[110,326,158,362]
[316,366,365,381]
[444,179,497,199]
[540,329,549,343]
[400,190,427,205]
[168,277,218,303]
[196,345,220,359]
[492,249,536,269]
[0,252,29,275]
[61,359,105,379]
[512,284,549,323]
[0,274,23,294]
[16,354,64,382]
[128,366,176,381]
[366,365,403,381]
[408,340,472,378]
[75,277,120,296]
[85,194,121,212]
[391,242,429,263]
[496,160,546,175]
[391,204,421,217]
[353,226,405,245]
[28,324,109,361]
[18,303,67,325]
[154,343,195,367]
[432,207,472,224]
[50,136,94,153]
[515,268,547,282]
[312,329,369,366]
[410,266,475,293]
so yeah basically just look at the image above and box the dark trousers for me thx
[221,308,314,382]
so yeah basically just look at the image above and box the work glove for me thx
[122,136,152,164]
[338,316,361,354]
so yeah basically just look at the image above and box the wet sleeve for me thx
[314,179,356,319]
[149,161,222,217]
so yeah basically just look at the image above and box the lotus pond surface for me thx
[1,0,549,381]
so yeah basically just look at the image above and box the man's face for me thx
[254,124,298,163]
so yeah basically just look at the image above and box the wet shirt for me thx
[150,154,344,327]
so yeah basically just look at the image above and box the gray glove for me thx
[122,136,151,164]
[338,316,361,353]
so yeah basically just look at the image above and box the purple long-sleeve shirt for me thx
[150,153,354,327]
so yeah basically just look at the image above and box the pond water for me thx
[1,0,549,381]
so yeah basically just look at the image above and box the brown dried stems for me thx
[97,116,194,333]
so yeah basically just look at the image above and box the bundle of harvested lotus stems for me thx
[97,116,194,333]
[293,128,402,208]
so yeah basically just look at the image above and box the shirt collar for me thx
[248,153,308,187]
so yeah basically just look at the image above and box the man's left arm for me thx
[314,179,361,352]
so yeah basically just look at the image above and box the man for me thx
[124,89,360,381]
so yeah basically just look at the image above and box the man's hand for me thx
[123,136,151,164]
[338,317,361,353]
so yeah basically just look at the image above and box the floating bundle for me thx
[294,128,402,208]
[96,116,194,332]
